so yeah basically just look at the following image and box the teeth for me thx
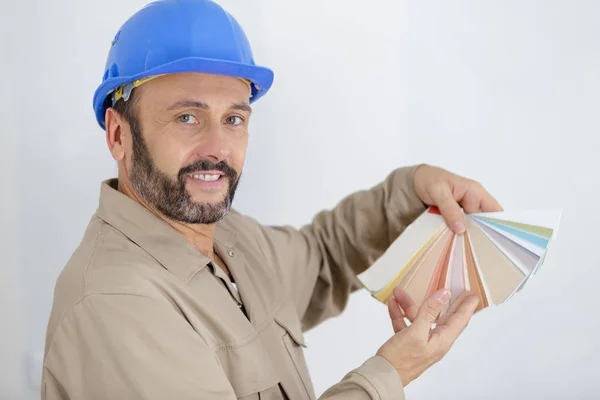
[191,174,220,181]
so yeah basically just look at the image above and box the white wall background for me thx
[0,0,598,399]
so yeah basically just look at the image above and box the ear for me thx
[105,107,127,161]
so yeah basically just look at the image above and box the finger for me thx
[464,182,503,213]
[387,296,407,333]
[431,184,465,234]
[479,192,503,212]
[393,286,419,322]
[459,189,484,214]
[436,290,475,326]
[410,289,452,337]
[431,294,480,344]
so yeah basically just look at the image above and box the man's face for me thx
[119,72,251,224]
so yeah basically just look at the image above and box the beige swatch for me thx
[466,217,525,305]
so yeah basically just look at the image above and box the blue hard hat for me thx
[92,0,274,129]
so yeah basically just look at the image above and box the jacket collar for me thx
[96,179,238,282]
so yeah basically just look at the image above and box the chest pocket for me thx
[215,331,280,399]
[213,302,316,400]
[272,300,316,400]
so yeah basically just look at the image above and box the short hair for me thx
[111,89,141,138]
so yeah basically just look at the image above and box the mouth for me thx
[188,172,224,182]
[186,171,227,191]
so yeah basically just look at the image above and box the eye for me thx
[224,115,243,126]
[178,114,198,124]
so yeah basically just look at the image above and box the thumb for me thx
[435,185,466,234]
[411,289,452,337]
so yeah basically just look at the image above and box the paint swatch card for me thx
[357,206,562,313]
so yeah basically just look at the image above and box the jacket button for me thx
[227,249,234,257]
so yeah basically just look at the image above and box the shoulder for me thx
[55,214,167,297]
[46,214,174,345]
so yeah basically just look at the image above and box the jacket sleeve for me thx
[319,356,405,400]
[42,294,238,400]
[255,165,427,331]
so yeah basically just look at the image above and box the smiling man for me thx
[115,73,249,225]
[42,1,502,399]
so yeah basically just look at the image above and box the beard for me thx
[129,123,240,225]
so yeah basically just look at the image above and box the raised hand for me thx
[377,286,480,386]
[413,164,503,234]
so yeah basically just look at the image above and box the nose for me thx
[194,125,231,163]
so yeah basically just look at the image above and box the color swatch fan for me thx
[357,206,562,312]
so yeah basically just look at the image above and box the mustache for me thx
[178,160,238,181]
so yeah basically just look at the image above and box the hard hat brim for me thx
[93,56,274,129]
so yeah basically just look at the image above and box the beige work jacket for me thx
[42,166,426,399]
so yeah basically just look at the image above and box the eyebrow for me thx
[167,100,252,114]
[231,102,253,114]
[167,101,209,111]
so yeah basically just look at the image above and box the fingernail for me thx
[437,289,451,304]
[452,221,465,233]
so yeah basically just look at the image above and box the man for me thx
[42,1,502,399]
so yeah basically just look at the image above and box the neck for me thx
[117,178,216,259]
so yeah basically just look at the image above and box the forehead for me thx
[136,72,251,108]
